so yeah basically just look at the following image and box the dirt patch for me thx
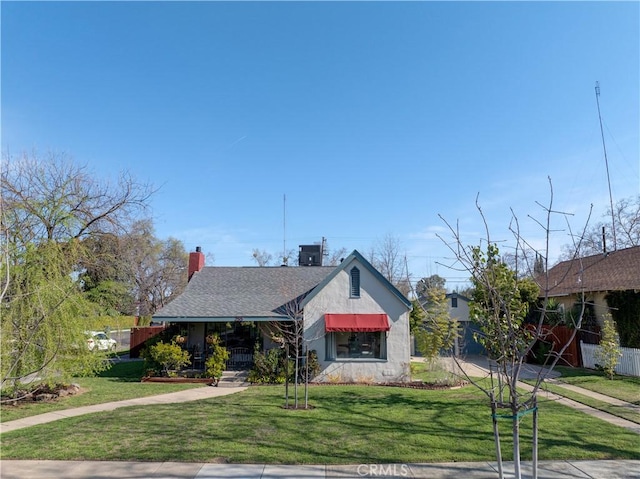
[1,383,84,406]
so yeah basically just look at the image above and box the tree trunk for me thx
[304,348,309,408]
[512,409,521,479]
[284,344,289,408]
[490,393,504,479]
[533,396,538,479]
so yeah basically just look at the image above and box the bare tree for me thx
[370,233,411,296]
[121,219,188,316]
[323,244,348,266]
[2,151,154,245]
[560,194,639,258]
[437,181,591,479]
[251,249,273,267]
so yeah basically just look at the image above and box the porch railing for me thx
[227,347,253,370]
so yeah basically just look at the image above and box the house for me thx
[153,247,413,383]
[541,245,640,328]
[446,293,485,356]
[412,292,484,357]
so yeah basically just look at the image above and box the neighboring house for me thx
[413,292,484,357]
[541,245,640,326]
[446,293,485,356]
[153,247,413,383]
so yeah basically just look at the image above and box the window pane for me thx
[334,331,383,359]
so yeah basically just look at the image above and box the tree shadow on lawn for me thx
[167,386,501,464]
[200,386,640,464]
[96,361,146,382]
[4,385,637,464]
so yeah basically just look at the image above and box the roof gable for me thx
[300,249,412,310]
[541,246,640,296]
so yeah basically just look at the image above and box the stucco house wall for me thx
[303,256,411,383]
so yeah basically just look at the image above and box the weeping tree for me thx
[1,241,110,396]
[1,151,153,394]
[438,181,590,479]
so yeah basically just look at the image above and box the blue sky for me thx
[2,1,639,289]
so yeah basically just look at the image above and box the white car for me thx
[86,332,117,352]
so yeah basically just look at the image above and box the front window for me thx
[326,331,386,360]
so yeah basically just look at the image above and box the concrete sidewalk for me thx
[1,459,639,478]
[0,385,247,434]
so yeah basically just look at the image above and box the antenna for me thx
[595,81,617,250]
[282,194,287,266]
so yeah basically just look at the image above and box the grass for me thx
[1,384,638,463]
[553,366,640,404]
[536,381,640,424]
[410,360,467,386]
[0,361,204,423]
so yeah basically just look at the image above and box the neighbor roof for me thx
[154,265,335,321]
[540,246,640,297]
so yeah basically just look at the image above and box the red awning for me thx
[324,314,390,332]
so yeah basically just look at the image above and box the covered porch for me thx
[162,319,291,371]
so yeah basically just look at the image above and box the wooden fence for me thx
[129,325,166,358]
[580,341,640,377]
[527,325,581,367]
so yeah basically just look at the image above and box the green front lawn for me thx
[537,381,640,424]
[0,361,203,423]
[1,384,638,463]
[554,366,640,404]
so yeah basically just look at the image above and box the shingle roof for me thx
[154,265,335,319]
[541,246,640,297]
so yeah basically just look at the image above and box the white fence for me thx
[580,341,640,377]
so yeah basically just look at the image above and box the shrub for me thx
[595,314,622,380]
[248,344,289,384]
[148,341,191,376]
[205,334,230,383]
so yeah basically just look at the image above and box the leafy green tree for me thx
[414,286,457,359]
[470,245,540,361]
[409,299,426,334]
[438,183,589,479]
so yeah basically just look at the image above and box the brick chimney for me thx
[188,246,205,281]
